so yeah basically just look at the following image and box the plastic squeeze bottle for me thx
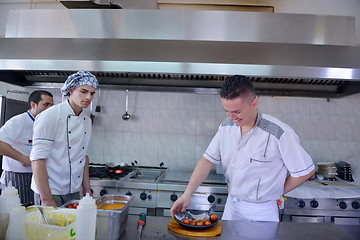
[5,205,26,240]
[76,193,97,240]
[0,182,22,239]
[0,182,21,213]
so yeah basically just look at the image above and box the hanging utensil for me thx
[95,89,101,113]
[122,89,131,120]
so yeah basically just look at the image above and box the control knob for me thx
[351,201,360,210]
[310,199,319,208]
[217,198,222,204]
[339,201,347,209]
[208,195,215,203]
[100,189,108,196]
[140,191,147,200]
[147,194,152,200]
[170,193,178,202]
[297,200,305,208]
[125,191,132,196]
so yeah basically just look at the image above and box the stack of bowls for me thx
[317,161,337,180]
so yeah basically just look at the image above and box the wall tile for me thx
[176,135,196,161]
[292,97,310,115]
[290,114,310,140]
[306,140,329,162]
[310,98,329,116]
[308,116,329,141]
[140,108,160,133]
[103,107,123,132]
[177,110,196,135]
[346,142,360,160]
[196,111,215,135]
[103,131,123,156]
[121,132,140,158]
[328,116,348,141]
[327,141,347,162]
[328,97,348,116]
[257,96,272,114]
[158,134,177,160]
[141,91,160,109]
[88,130,104,158]
[347,117,360,141]
[159,109,178,134]
[196,94,215,111]
[139,133,158,159]
[104,90,124,107]
[347,93,360,117]
[270,96,293,114]
[179,93,196,110]
[160,92,179,109]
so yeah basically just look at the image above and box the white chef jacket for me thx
[0,111,34,176]
[30,100,92,195]
[204,112,314,203]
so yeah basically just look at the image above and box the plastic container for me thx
[25,208,76,240]
[61,194,134,240]
[0,182,21,239]
[5,206,26,240]
[76,193,97,240]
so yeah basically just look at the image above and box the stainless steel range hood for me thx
[1,9,360,98]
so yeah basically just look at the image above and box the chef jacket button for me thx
[68,116,71,119]
[80,160,82,163]
[69,147,71,149]
[68,131,71,134]
[78,176,80,178]
[84,118,86,120]
[85,132,87,134]
[82,147,84,149]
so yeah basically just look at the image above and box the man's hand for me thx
[20,155,31,167]
[41,197,57,207]
[170,194,191,217]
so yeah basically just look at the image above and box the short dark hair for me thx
[28,90,53,107]
[220,75,256,100]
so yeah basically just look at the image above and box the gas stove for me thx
[89,165,228,217]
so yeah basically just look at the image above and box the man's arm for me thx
[81,156,91,196]
[0,140,31,167]
[32,159,57,206]
[283,169,315,194]
[170,157,214,216]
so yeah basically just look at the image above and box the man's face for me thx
[221,96,258,127]
[69,85,96,109]
[32,94,54,117]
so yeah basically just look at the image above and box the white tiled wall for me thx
[26,86,360,170]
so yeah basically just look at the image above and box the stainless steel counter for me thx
[119,215,360,240]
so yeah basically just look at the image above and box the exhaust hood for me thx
[1,9,360,98]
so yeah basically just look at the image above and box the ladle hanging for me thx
[122,89,131,120]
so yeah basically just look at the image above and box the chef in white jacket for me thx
[30,70,98,207]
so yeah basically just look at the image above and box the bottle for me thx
[0,182,21,213]
[5,206,26,240]
[0,182,22,239]
[76,193,97,240]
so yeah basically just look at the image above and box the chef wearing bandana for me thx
[30,70,98,207]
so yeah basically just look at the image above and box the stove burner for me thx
[89,163,133,179]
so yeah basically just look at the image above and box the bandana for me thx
[60,70,98,96]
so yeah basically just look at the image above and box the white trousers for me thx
[222,196,279,222]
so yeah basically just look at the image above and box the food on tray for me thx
[65,203,79,209]
[98,203,125,210]
[174,211,218,230]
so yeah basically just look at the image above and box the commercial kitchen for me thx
[1,1,360,239]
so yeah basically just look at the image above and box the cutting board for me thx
[168,218,222,237]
